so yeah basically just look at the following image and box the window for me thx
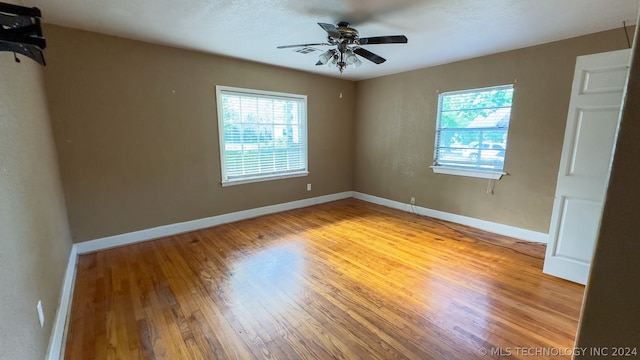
[216,86,308,185]
[431,85,514,179]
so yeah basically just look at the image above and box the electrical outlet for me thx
[410,197,416,205]
[307,183,312,191]
[36,300,44,328]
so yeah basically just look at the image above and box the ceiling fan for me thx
[277,22,408,74]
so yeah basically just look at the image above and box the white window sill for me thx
[430,166,506,180]
[221,171,309,187]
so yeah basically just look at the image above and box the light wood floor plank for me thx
[65,199,583,359]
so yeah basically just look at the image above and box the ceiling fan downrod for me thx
[336,43,347,73]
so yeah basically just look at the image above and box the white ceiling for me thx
[24,0,640,80]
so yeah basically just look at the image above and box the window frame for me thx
[431,84,514,180]
[216,85,309,186]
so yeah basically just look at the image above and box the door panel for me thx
[553,197,603,263]
[568,108,620,177]
[581,66,630,94]
[543,49,631,285]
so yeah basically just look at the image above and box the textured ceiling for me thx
[24,0,640,80]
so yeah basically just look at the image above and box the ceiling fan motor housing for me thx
[335,22,358,43]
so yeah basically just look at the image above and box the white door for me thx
[543,49,631,285]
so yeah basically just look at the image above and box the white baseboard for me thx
[46,245,78,360]
[353,192,548,243]
[75,191,354,254]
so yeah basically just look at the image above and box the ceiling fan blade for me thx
[0,40,45,65]
[0,12,35,28]
[353,47,386,64]
[277,43,329,49]
[318,22,341,38]
[359,35,408,45]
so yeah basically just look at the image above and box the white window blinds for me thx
[216,86,308,185]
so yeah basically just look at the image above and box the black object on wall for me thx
[0,2,46,65]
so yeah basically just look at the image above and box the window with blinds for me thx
[433,85,513,174]
[216,86,308,185]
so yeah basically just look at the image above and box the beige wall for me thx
[0,30,73,360]
[354,29,631,233]
[43,25,355,243]
[43,25,632,242]
[575,22,640,357]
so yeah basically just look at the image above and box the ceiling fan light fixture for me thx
[345,50,361,68]
[328,53,338,66]
[318,49,334,65]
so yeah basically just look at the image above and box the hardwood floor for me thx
[64,199,584,359]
